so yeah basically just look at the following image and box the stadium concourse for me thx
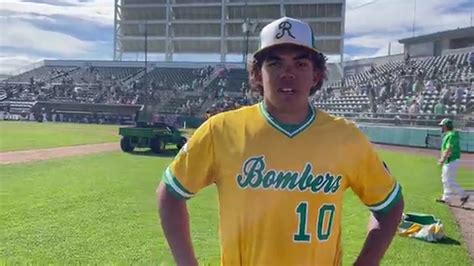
[0,51,472,128]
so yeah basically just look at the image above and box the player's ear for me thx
[254,68,263,87]
[312,69,322,87]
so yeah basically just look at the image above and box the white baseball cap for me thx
[253,16,321,60]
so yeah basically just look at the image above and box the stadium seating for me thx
[314,52,473,116]
[6,66,79,83]
[207,68,248,93]
[143,67,197,88]
[1,51,471,122]
[64,66,141,85]
[158,95,204,115]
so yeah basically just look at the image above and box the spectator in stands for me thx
[367,84,376,113]
[424,80,435,92]
[404,53,411,65]
[241,82,248,98]
[453,86,465,112]
[400,78,409,97]
[376,103,385,114]
[387,101,397,113]
[412,79,423,95]
[384,77,393,98]
[326,86,333,98]
[400,68,406,77]
[408,99,419,124]
[430,66,439,80]
[416,93,424,109]
[433,101,446,115]
[470,53,474,68]
[447,58,456,73]
[440,85,451,104]
[378,85,387,103]
[368,65,375,74]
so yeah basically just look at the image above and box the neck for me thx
[263,100,310,125]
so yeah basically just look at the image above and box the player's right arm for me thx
[156,183,197,266]
[439,133,455,164]
[156,120,216,265]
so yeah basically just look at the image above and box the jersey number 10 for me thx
[294,202,336,242]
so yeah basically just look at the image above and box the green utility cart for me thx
[118,122,187,153]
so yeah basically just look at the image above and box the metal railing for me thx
[327,111,473,129]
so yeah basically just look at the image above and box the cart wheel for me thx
[150,137,164,154]
[120,137,134,152]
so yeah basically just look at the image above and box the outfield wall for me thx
[358,124,474,153]
[177,117,474,152]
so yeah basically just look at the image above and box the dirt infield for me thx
[0,143,119,165]
[375,144,474,170]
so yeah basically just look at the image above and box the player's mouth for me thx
[278,87,296,95]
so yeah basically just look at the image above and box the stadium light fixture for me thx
[138,22,148,90]
[242,19,258,69]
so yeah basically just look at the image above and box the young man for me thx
[157,17,404,266]
[436,118,469,205]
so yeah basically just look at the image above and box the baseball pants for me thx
[441,159,466,201]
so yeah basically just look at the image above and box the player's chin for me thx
[274,95,308,109]
[277,91,307,102]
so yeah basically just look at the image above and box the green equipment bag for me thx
[398,213,445,242]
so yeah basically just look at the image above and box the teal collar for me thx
[258,101,316,138]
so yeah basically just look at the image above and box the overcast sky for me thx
[0,0,472,74]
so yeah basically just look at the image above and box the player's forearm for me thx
[440,149,452,162]
[157,183,198,266]
[354,199,404,266]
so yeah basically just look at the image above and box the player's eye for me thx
[266,61,281,68]
[297,61,309,68]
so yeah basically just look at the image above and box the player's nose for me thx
[279,64,296,80]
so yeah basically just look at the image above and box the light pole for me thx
[138,22,148,90]
[242,19,258,70]
[412,0,417,37]
[242,19,250,66]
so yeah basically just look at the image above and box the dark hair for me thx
[247,49,328,96]
[446,124,453,130]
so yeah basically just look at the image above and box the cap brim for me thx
[253,43,322,61]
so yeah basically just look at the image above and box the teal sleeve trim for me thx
[162,167,194,200]
[368,182,402,214]
[164,183,188,200]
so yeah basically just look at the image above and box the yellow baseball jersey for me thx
[162,102,402,266]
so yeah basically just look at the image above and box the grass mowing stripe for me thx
[0,150,471,265]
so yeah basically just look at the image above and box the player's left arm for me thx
[349,134,404,265]
[438,134,455,165]
[438,146,452,165]
[354,197,404,266]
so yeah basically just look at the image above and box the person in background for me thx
[435,118,469,205]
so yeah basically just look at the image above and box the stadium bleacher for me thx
[0,51,472,125]
[314,52,473,117]
[6,66,79,83]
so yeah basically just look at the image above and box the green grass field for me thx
[1,148,472,265]
[0,121,119,152]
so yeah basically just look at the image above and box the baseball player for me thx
[157,17,404,266]
[436,118,469,205]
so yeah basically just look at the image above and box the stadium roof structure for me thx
[399,26,474,44]
[114,0,346,62]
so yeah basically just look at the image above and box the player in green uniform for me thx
[436,118,469,205]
